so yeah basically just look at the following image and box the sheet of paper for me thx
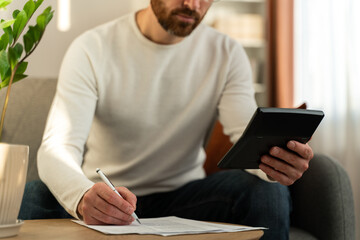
[73,216,266,236]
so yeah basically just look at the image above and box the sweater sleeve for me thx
[217,43,275,183]
[218,43,257,142]
[37,35,99,218]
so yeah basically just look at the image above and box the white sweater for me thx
[38,12,262,218]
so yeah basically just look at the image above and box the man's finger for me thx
[259,163,295,186]
[287,141,313,160]
[269,146,309,172]
[116,186,137,209]
[89,206,133,225]
[93,194,134,222]
[96,183,135,216]
[260,155,302,181]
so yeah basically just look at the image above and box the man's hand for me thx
[259,141,314,186]
[77,182,137,225]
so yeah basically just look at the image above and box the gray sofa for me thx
[0,78,356,239]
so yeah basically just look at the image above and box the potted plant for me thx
[0,0,53,237]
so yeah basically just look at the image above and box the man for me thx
[26,0,313,239]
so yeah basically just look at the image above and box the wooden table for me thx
[2,219,264,240]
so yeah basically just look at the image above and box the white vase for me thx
[0,143,29,227]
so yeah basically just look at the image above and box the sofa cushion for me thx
[0,78,57,182]
[289,227,317,240]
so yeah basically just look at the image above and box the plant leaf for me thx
[0,78,8,89]
[0,32,9,51]
[2,25,13,44]
[13,10,28,41]
[16,61,28,74]
[0,0,53,92]
[12,9,20,18]
[0,19,15,29]
[7,43,23,70]
[0,73,27,89]
[0,0,13,10]
[0,75,9,89]
[23,0,35,18]
[13,73,28,83]
[23,31,34,54]
[36,13,46,31]
[37,6,53,30]
[0,50,10,81]
[13,43,23,58]
[7,47,17,70]
[28,25,41,43]
[34,0,44,11]
[14,43,24,61]
[45,9,54,26]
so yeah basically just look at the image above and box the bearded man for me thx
[21,1,314,239]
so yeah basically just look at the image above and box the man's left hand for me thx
[259,141,314,186]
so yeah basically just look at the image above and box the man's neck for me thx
[136,7,185,45]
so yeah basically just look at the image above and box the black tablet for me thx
[217,107,324,169]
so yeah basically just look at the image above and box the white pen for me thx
[96,168,141,224]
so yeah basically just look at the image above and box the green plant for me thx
[0,0,53,140]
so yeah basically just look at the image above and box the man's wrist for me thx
[76,198,84,220]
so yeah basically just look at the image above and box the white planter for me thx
[0,143,29,237]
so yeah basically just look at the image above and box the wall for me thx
[2,0,149,79]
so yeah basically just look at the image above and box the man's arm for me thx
[37,35,99,218]
[216,40,314,185]
[38,33,140,223]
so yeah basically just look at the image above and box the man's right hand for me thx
[77,182,137,225]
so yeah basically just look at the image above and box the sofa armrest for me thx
[289,154,355,240]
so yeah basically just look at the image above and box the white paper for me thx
[73,216,266,236]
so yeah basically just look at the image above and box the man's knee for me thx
[250,180,291,216]
[213,170,291,219]
[206,170,291,239]
[237,179,291,239]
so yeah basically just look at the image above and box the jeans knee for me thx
[253,181,291,213]
[248,181,291,229]
[19,180,71,220]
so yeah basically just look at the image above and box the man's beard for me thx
[151,0,203,37]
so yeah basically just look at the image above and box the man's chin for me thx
[168,23,197,37]
[168,29,193,37]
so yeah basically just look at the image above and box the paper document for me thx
[73,216,266,236]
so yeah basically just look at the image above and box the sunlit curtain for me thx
[294,0,360,238]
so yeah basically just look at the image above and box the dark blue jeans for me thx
[19,170,291,240]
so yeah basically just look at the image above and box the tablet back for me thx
[217,108,324,169]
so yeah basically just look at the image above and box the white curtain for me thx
[294,0,360,238]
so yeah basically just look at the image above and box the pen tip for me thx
[136,219,141,224]
[96,168,100,172]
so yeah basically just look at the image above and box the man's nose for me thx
[183,0,201,10]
